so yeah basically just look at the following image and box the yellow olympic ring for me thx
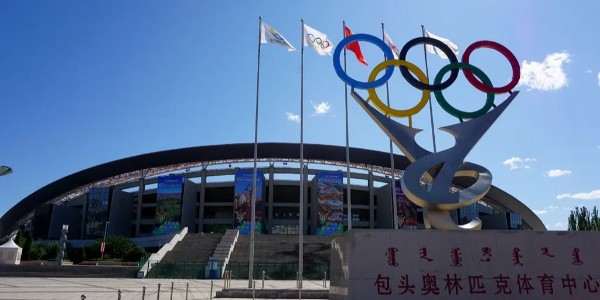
[366,60,430,126]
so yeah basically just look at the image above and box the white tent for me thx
[0,238,22,265]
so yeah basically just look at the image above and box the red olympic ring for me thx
[462,41,521,94]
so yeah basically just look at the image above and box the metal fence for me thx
[80,281,217,300]
[145,261,329,280]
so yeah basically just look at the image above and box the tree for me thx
[22,234,33,260]
[568,206,600,231]
[105,235,136,259]
[15,230,26,247]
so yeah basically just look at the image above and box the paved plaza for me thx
[0,277,329,300]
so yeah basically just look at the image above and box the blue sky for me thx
[1,1,599,230]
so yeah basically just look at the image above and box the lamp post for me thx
[100,221,110,259]
[0,166,12,177]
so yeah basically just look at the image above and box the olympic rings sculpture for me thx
[333,34,521,121]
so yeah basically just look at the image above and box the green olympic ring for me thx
[433,63,495,120]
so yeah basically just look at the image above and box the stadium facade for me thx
[0,143,545,243]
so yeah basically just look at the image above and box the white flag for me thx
[424,30,459,60]
[383,31,400,59]
[260,22,296,51]
[303,24,334,56]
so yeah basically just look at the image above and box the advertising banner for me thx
[153,176,184,236]
[396,179,418,229]
[316,172,345,236]
[85,187,110,239]
[234,170,263,234]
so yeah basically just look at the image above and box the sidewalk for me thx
[0,277,329,300]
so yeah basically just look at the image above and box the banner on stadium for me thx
[85,187,110,239]
[234,169,264,234]
[396,179,418,229]
[316,172,345,236]
[153,176,184,235]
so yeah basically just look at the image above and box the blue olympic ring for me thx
[333,34,394,89]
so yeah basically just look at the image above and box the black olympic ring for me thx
[398,37,460,91]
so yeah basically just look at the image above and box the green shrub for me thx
[105,235,135,259]
[124,246,146,262]
[28,243,59,260]
[86,235,139,261]
[29,243,45,260]
[85,241,101,260]
[67,247,86,264]
[43,244,58,260]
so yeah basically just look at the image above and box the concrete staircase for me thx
[229,235,333,264]
[137,227,188,278]
[226,235,334,280]
[161,233,223,263]
[207,229,239,275]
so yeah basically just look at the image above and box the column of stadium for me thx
[301,20,334,283]
[253,17,296,287]
[342,23,367,230]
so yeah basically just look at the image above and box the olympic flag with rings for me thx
[303,24,334,56]
[332,33,521,230]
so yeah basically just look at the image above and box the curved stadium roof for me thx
[0,143,546,236]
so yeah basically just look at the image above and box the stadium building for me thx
[0,143,545,244]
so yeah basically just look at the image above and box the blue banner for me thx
[153,176,184,235]
[85,187,110,239]
[316,172,345,236]
[234,170,263,234]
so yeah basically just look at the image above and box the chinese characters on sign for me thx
[377,244,593,296]
[373,272,599,296]
[336,230,600,299]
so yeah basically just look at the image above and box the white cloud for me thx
[597,72,600,86]
[586,69,592,74]
[285,112,300,122]
[556,190,600,200]
[546,169,572,177]
[313,102,331,115]
[533,205,559,215]
[596,145,600,151]
[549,222,567,230]
[518,52,571,91]
[503,157,536,170]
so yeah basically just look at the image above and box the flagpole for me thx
[342,21,352,231]
[248,15,262,288]
[299,18,305,285]
[421,25,435,230]
[421,25,437,153]
[382,23,398,230]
